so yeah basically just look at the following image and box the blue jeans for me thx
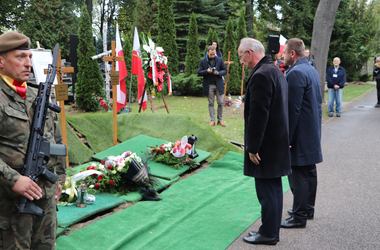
[328,88,343,114]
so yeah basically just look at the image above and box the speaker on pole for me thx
[267,35,280,54]
[70,34,79,95]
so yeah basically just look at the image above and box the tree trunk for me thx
[245,0,254,38]
[86,0,92,24]
[310,0,340,101]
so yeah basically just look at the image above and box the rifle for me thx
[19,43,67,216]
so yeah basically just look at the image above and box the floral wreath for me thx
[140,33,172,100]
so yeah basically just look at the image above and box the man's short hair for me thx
[333,57,341,62]
[208,45,216,52]
[240,38,265,55]
[285,38,305,57]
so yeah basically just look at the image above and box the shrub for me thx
[171,73,203,96]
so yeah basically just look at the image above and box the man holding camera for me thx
[198,46,227,126]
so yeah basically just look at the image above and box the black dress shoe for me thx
[248,231,279,242]
[287,209,314,220]
[243,233,278,245]
[280,216,306,228]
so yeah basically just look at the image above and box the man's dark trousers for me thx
[255,177,283,239]
[288,164,317,222]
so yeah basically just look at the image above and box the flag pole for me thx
[138,83,147,113]
[128,73,132,110]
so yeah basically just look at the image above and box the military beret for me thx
[0,31,30,53]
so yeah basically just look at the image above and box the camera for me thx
[210,67,217,75]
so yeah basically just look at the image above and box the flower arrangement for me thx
[140,33,172,100]
[145,136,199,170]
[59,151,153,205]
[93,93,112,111]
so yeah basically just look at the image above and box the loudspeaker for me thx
[70,34,79,94]
[267,35,280,54]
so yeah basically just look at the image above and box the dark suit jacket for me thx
[286,57,323,167]
[326,65,346,88]
[198,56,227,96]
[243,56,291,179]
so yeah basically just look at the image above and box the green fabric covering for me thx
[56,151,290,250]
[57,193,126,228]
[92,134,211,180]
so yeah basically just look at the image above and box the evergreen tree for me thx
[212,30,219,44]
[18,0,79,60]
[158,0,179,75]
[173,0,239,67]
[236,13,247,44]
[328,0,378,81]
[204,28,214,54]
[223,17,240,95]
[236,12,249,95]
[185,12,200,77]
[134,0,159,39]
[76,5,105,112]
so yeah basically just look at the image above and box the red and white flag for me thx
[132,27,147,111]
[279,34,287,55]
[116,23,128,113]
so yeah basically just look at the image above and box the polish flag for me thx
[116,24,128,113]
[279,35,287,55]
[132,27,147,111]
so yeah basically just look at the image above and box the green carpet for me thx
[56,151,290,250]
[57,193,126,228]
[92,134,211,180]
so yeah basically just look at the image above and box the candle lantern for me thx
[188,134,199,159]
[76,181,87,208]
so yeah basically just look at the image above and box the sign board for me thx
[55,84,68,101]
[31,49,58,85]
[110,71,120,85]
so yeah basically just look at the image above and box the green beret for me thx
[0,31,30,53]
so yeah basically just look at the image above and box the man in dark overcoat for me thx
[198,46,227,126]
[281,38,323,229]
[238,38,291,245]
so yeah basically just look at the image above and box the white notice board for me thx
[31,49,58,85]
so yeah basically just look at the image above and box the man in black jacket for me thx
[373,56,380,107]
[198,46,227,126]
[238,38,291,246]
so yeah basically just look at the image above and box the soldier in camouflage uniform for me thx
[0,31,66,249]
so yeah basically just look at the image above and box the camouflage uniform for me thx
[0,77,66,250]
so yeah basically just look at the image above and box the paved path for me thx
[227,87,380,250]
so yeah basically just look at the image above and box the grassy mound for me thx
[64,113,242,165]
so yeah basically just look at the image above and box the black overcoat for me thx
[243,56,291,178]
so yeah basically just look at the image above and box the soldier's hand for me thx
[55,184,62,203]
[12,175,43,201]
[207,68,212,73]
